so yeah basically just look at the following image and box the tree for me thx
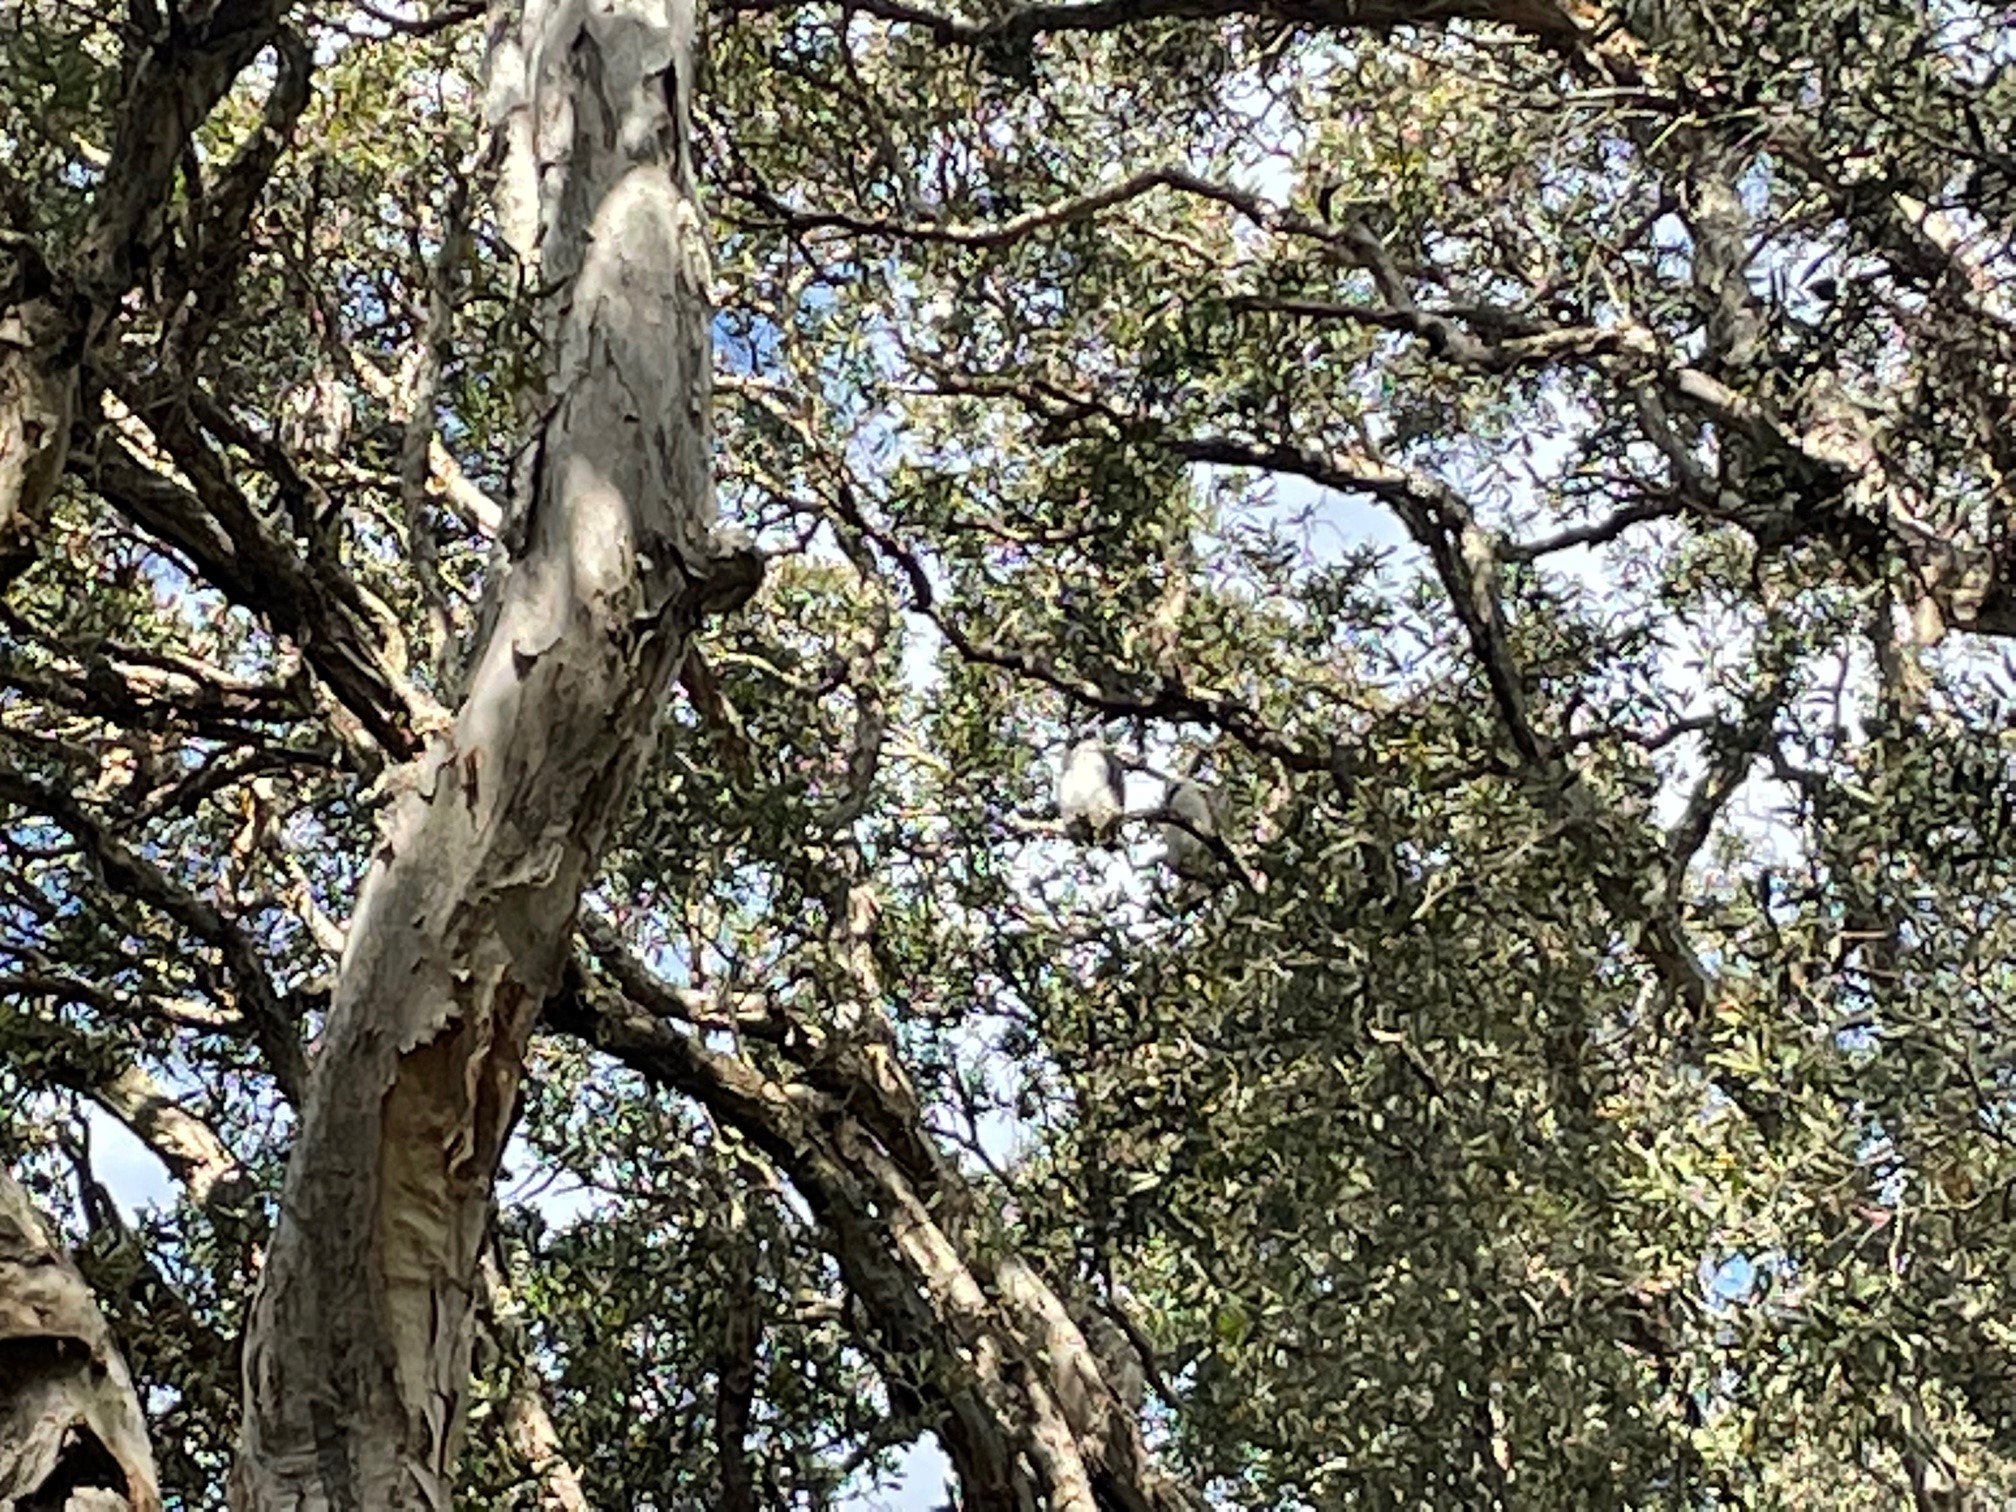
[1,0,2013,1508]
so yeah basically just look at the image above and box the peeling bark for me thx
[229,0,748,1505]
[0,1169,161,1512]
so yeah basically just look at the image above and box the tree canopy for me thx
[3,0,2015,1507]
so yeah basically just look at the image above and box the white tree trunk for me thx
[0,1169,162,1512]
[230,1,740,1504]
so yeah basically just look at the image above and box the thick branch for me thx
[480,1250,590,1512]
[84,430,433,759]
[0,1000,252,1211]
[727,0,1590,52]
[0,0,299,577]
[548,957,1200,1512]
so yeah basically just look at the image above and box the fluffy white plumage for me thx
[1058,739,1125,843]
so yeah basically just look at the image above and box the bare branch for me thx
[724,0,1592,53]
[83,427,437,760]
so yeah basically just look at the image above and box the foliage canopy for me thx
[3,0,2015,1506]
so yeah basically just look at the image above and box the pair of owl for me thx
[1056,738,1219,878]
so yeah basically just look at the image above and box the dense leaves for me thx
[3,0,2015,1506]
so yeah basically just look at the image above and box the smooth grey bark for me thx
[0,1169,161,1512]
[230,0,750,1505]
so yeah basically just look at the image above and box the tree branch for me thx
[0,771,307,1104]
[725,0,1591,53]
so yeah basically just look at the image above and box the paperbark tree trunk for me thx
[0,1169,162,1512]
[229,1,748,1505]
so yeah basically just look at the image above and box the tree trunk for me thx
[0,1169,161,1512]
[229,0,746,1505]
